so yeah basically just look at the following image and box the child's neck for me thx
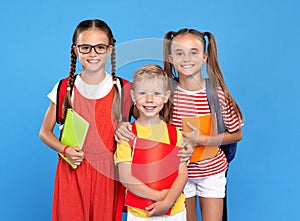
[179,75,205,91]
[135,116,162,127]
[80,70,106,85]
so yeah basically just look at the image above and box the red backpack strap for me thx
[56,77,68,124]
[131,122,137,135]
[56,74,78,124]
[166,123,177,146]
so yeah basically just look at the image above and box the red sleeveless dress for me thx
[52,87,124,221]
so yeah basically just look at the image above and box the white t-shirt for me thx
[47,73,121,103]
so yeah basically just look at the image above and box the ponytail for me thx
[163,31,178,122]
[163,31,177,79]
[204,31,243,121]
[203,31,222,128]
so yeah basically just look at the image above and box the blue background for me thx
[1,0,299,220]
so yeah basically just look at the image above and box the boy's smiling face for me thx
[131,77,170,124]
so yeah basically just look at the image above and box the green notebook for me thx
[60,108,89,169]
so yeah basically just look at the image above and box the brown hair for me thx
[132,64,173,123]
[163,28,243,122]
[63,19,121,120]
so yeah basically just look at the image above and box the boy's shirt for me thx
[114,121,186,218]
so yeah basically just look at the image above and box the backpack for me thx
[56,74,133,124]
[205,78,237,163]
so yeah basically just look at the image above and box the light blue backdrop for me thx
[1,0,299,220]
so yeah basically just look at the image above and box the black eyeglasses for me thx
[77,44,110,54]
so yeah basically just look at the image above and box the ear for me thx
[130,90,136,103]
[163,90,171,103]
[107,45,113,57]
[168,55,174,64]
[203,53,208,63]
[73,44,78,56]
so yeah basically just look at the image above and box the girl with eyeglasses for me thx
[39,19,131,221]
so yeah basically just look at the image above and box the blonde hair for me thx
[132,64,173,123]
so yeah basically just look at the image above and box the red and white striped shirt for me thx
[172,85,242,178]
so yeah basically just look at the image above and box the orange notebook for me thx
[126,137,181,212]
[182,114,218,162]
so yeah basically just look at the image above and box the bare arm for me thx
[39,101,84,166]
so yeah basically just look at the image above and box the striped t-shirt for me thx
[172,85,242,178]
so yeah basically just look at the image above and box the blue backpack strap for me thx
[205,78,225,133]
[205,78,237,163]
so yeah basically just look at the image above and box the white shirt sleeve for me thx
[47,82,59,104]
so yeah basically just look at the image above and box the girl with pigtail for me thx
[163,29,243,221]
[39,19,130,221]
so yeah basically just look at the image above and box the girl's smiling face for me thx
[170,33,207,78]
[74,28,113,74]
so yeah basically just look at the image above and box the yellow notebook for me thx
[182,114,218,162]
[60,109,89,169]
